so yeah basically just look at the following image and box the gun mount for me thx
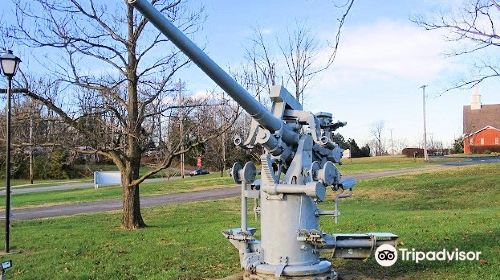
[129,0,398,279]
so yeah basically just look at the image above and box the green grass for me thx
[5,178,91,189]
[0,155,483,190]
[0,157,419,210]
[0,163,498,279]
[324,163,500,279]
[0,173,234,209]
[0,164,164,190]
[338,155,432,174]
[0,156,485,210]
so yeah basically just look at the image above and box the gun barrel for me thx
[129,0,284,134]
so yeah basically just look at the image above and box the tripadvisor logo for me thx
[374,244,482,267]
[375,244,398,267]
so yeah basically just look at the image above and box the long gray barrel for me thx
[129,0,283,134]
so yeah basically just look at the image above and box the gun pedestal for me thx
[128,1,399,278]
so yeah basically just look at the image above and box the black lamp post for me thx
[0,50,21,253]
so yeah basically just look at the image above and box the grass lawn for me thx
[0,173,235,209]
[337,155,445,174]
[0,156,486,210]
[0,178,91,190]
[0,164,164,190]
[0,163,498,279]
[0,155,477,191]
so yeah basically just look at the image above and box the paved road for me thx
[0,166,449,221]
[6,187,241,220]
[440,156,500,166]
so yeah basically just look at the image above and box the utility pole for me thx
[180,117,184,178]
[29,103,34,184]
[420,85,429,162]
[178,88,185,179]
[158,102,162,146]
[166,112,172,151]
[221,92,226,177]
[390,128,394,156]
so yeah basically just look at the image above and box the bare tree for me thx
[245,0,354,103]
[370,121,385,156]
[0,0,237,229]
[425,134,444,150]
[413,0,500,91]
[244,28,277,101]
[0,76,76,181]
[278,25,318,104]
[394,138,409,155]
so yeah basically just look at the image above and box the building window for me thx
[470,138,474,145]
[496,138,499,145]
[480,138,484,145]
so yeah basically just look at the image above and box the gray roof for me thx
[463,104,500,134]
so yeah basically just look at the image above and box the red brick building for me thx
[463,87,500,154]
[463,126,500,154]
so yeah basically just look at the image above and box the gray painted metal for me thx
[128,1,399,278]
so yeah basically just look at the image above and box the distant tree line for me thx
[332,133,371,158]
[452,136,464,154]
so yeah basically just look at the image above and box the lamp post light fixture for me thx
[0,50,22,253]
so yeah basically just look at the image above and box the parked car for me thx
[189,169,210,176]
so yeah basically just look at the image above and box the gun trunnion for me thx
[129,0,398,279]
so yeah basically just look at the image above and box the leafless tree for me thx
[0,76,75,182]
[370,121,386,156]
[0,0,238,229]
[245,0,354,104]
[278,25,318,104]
[424,134,444,150]
[244,29,277,101]
[413,0,500,91]
[394,138,409,155]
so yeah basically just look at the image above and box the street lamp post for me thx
[420,85,429,162]
[0,50,22,253]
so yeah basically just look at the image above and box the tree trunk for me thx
[121,161,146,229]
[121,4,145,230]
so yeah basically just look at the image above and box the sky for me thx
[175,0,499,148]
[1,0,499,148]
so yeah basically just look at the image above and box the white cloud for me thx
[317,19,461,86]
[261,28,273,35]
[191,90,211,100]
[161,95,175,105]
[305,19,471,146]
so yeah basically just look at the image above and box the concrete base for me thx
[219,270,337,280]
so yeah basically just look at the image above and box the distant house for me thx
[402,147,449,157]
[463,87,500,154]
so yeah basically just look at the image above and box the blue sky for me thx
[177,0,499,148]
[2,0,499,148]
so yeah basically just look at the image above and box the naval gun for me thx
[129,0,398,279]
